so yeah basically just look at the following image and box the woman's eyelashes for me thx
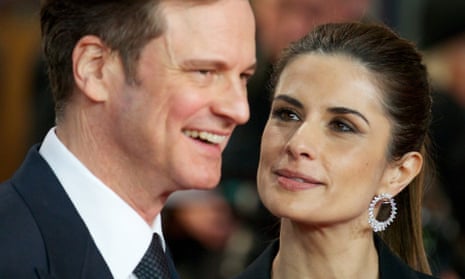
[271,106,360,134]
[272,107,301,122]
[328,118,358,133]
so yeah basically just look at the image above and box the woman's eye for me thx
[272,108,300,121]
[329,120,356,133]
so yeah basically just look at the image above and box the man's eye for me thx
[197,69,212,75]
[192,69,215,83]
[272,108,300,121]
[240,73,252,82]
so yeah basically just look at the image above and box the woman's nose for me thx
[285,122,318,160]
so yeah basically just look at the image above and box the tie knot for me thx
[133,234,171,279]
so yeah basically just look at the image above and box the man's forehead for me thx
[277,0,368,9]
[156,0,255,65]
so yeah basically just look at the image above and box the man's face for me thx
[106,0,256,191]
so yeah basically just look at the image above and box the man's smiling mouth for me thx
[183,130,226,144]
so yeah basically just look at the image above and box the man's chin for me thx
[188,177,220,190]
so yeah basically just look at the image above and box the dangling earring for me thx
[368,193,397,232]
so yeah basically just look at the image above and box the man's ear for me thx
[72,35,121,102]
[379,152,423,196]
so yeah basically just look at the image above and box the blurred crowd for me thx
[1,0,464,278]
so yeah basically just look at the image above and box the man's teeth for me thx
[183,130,226,144]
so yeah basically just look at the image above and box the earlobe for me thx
[72,35,113,102]
[381,152,423,196]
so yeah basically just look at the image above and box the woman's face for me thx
[257,54,394,228]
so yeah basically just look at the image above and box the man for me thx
[0,0,256,278]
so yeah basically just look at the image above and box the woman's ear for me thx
[379,151,423,196]
[72,35,122,102]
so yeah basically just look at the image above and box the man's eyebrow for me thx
[328,107,370,126]
[182,60,257,73]
[182,59,228,69]
[273,94,304,108]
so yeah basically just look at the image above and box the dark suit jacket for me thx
[0,146,179,279]
[232,235,438,279]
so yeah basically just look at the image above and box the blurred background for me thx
[1,0,464,278]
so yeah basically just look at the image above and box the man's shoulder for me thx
[0,179,37,229]
[0,146,56,265]
[0,180,49,277]
[0,146,114,278]
[0,146,48,227]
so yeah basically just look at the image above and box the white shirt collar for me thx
[39,128,165,279]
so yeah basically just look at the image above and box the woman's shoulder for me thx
[233,236,438,279]
[414,271,438,279]
[375,235,439,279]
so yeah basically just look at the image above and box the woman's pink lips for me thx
[275,169,323,191]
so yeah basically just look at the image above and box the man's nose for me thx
[212,78,250,125]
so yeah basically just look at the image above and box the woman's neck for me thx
[272,219,379,279]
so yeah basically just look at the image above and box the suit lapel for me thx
[13,146,112,279]
[165,247,180,279]
[35,268,57,279]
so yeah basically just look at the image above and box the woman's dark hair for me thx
[272,22,433,274]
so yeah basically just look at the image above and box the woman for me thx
[234,22,437,279]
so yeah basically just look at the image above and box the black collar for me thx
[233,234,437,279]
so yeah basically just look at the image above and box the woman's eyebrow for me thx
[274,94,304,108]
[273,95,370,125]
[328,107,370,126]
